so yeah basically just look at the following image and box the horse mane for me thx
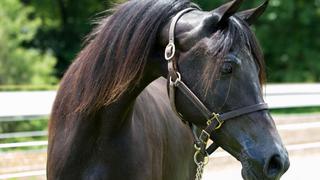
[55,0,192,116]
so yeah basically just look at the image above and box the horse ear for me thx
[236,0,269,25]
[211,0,244,25]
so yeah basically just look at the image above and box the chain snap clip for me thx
[169,72,181,86]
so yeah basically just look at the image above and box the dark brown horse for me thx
[47,0,289,179]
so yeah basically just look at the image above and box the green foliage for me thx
[194,0,320,82]
[23,0,320,82]
[0,84,58,91]
[0,118,48,134]
[271,106,320,114]
[24,0,115,77]
[0,0,57,85]
[256,0,320,82]
[0,118,48,152]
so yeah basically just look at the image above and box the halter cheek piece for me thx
[164,7,269,156]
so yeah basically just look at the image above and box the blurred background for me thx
[0,0,319,179]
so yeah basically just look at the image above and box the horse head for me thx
[159,1,290,179]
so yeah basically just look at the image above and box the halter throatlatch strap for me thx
[164,7,269,156]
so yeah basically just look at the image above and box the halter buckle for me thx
[194,130,209,155]
[207,113,224,130]
[165,42,176,60]
[199,130,210,144]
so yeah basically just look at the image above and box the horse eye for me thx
[221,62,233,74]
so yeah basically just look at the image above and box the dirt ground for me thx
[203,151,320,180]
[1,113,320,179]
[0,150,319,179]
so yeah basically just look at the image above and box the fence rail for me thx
[264,83,320,108]
[0,141,48,149]
[0,131,47,139]
[0,83,320,119]
[0,91,55,118]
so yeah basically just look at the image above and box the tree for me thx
[0,0,57,85]
[256,0,320,82]
[23,0,118,77]
[194,0,320,82]
[25,0,320,82]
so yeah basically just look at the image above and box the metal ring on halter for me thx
[165,42,176,60]
[169,72,181,86]
[194,151,209,165]
[194,144,201,151]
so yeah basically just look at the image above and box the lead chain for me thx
[195,161,205,180]
[194,129,210,180]
[194,149,209,180]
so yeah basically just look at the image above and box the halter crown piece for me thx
[164,7,269,178]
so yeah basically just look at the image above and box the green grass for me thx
[0,84,57,91]
[0,118,48,152]
[0,118,48,134]
[270,106,320,114]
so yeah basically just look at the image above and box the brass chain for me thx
[193,129,210,180]
[194,147,209,180]
[195,161,205,180]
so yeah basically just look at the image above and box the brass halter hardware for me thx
[207,113,224,129]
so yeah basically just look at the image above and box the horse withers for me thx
[47,0,289,179]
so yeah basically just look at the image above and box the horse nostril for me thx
[264,154,284,178]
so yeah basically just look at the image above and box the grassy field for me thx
[0,85,57,92]
[0,118,48,152]
[271,106,320,114]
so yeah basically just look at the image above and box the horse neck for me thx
[48,65,158,177]
[98,75,155,135]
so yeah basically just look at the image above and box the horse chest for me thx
[82,123,195,180]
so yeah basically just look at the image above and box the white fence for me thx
[265,83,320,108]
[0,83,319,149]
[1,83,320,119]
[0,91,55,118]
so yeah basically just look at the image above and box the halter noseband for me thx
[164,7,269,156]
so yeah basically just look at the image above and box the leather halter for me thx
[164,7,269,155]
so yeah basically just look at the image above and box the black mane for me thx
[58,0,194,115]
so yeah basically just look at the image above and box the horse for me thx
[47,0,290,179]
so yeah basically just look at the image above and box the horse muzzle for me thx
[240,144,290,180]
